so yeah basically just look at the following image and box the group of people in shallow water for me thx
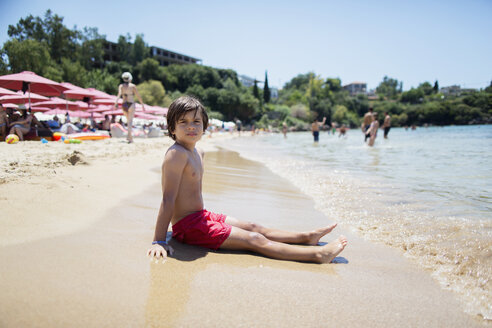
[309,107,391,146]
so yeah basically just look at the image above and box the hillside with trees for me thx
[1,10,490,130]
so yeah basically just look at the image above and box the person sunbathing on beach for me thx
[8,108,40,141]
[0,104,9,140]
[147,96,348,264]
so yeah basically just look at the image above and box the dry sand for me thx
[0,134,484,327]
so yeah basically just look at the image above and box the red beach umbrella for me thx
[44,109,69,116]
[0,91,48,104]
[69,111,92,118]
[0,87,17,96]
[34,97,81,110]
[86,88,113,99]
[102,109,124,115]
[0,71,69,96]
[135,112,164,120]
[61,82,97,100]
[30,106,52,112]
[94,97,120,105]
[87,105,113,113]
[147,106,168,115]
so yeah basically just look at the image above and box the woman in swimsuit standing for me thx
[114,72,145,143]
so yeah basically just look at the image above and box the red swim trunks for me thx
[172,209,232,250]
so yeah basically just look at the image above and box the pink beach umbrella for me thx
[61,82,97,100]
[44,108,70,116]
[1,102,21,109]
[29,106,52,112]
[147,106,168,115]
[34,97,81,110]
[69,111,92,118]
[0,71,69,108]
[94,97,120,105]
[135,112,164,120]
[0,87,17,96]
[86,88,113,99]
[87,105,113,113]
[0,91,48,104]
[102,109,124,115]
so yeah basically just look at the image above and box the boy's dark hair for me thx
[167,96,209,140]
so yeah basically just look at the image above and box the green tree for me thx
[253,80,260,100]
[2,39,53,74]
[85,69,119,94]
[263,71,271,103]
[7,10,78,63]
[77,27,105,69]
[60,58,88,86]
[376,76,401,99]
[137,80,166,106]
[433,80,439,93]
[117,34,132,63]
[401,88,425,104]
[325,77,342,92]
[418,82,434,96]
[283,72,314,91]
[131,34,148,65]
[136,58,161,81]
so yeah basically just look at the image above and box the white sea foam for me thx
[216,126,492,321]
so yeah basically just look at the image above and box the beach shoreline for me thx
[0,134,485,327]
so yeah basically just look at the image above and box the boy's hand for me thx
[147,244,174,263]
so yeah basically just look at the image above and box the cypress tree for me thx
[263,71,271,103]
[433,80,439,93]
[253,79,260,99]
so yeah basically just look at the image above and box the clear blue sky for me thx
[1,0,491,90]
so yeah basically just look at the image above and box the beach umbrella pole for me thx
[28,83,32,110]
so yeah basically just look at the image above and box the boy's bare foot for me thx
[316,235,348,263]
[306,223,338,245]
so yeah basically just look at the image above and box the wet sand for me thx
[0,140,483,327]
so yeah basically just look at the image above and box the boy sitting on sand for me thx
[147,96,347,263]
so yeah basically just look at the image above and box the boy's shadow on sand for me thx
[168,235,348,264]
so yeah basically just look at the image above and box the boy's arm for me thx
[319,117,326,126]
[148,148,187,260]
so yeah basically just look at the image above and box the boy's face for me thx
[173,110,204,143]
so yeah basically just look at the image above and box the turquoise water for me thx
[216,125,492,321]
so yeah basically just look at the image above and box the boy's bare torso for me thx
[165,143,204,225]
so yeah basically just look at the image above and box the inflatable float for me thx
[67,132,110,141]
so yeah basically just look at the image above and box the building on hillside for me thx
[366,90,379,100]
[440,85,461,96]
[149,46,201,66]
[102,41,201,67]
[343,82,367,96]
[238,74,278,99]
[239,75,256,88]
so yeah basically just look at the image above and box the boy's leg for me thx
[225,216,337,245]
[220,226,347,263]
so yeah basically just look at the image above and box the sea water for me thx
[218,125,492,321]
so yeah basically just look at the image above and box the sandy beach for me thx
[0,134,484,327]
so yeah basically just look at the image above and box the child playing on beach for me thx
[147,96,347,263]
